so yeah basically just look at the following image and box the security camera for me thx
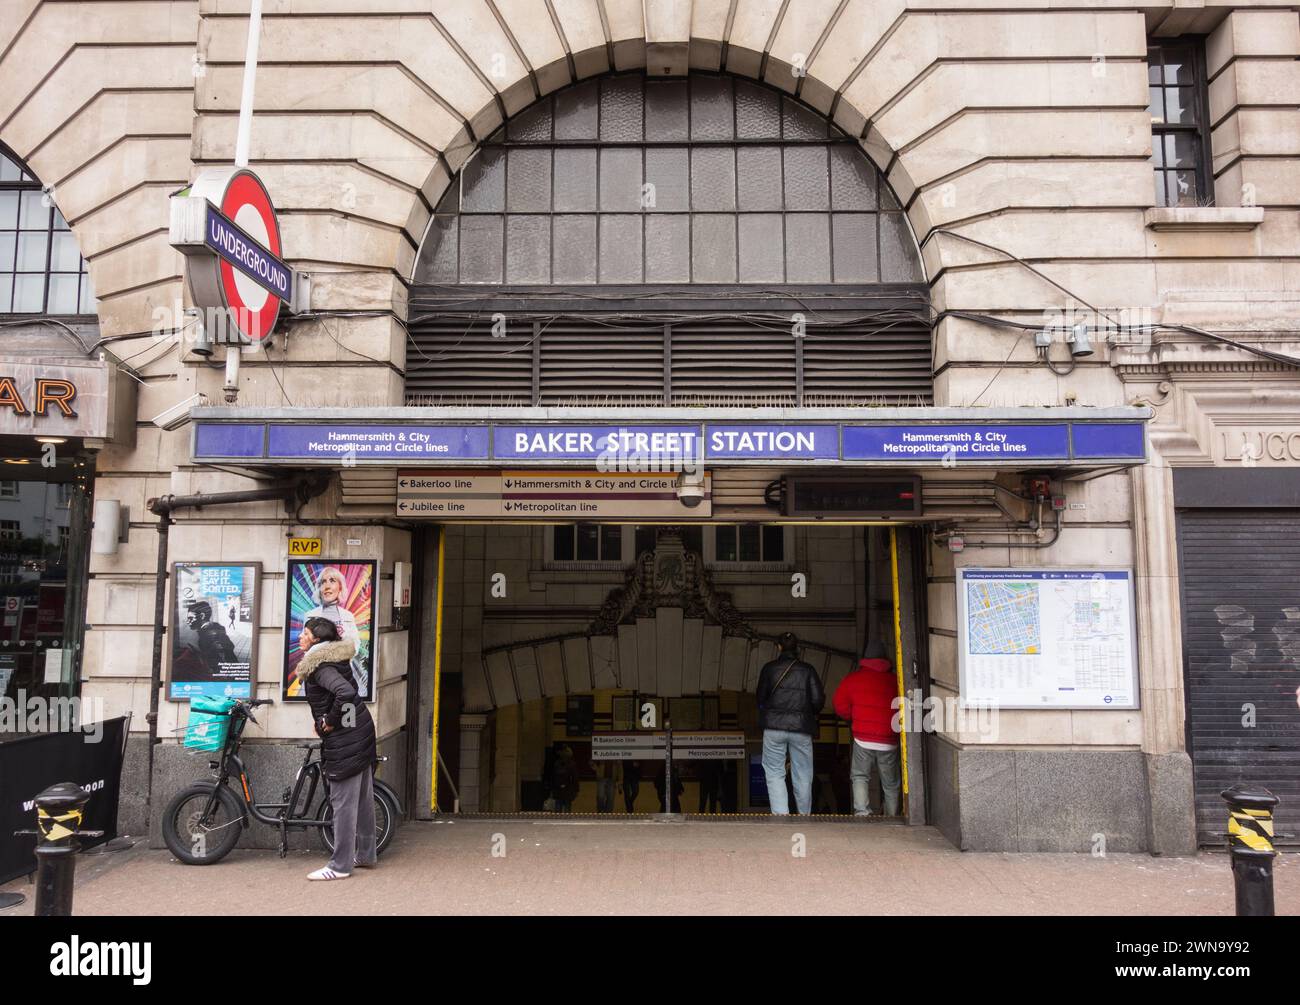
[151,393,209,431]
[676,471,706,508]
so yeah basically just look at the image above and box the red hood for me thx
[857,658,893,673]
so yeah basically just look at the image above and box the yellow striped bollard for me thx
[1220,784,1278,917]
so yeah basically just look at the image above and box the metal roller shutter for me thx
[1177,509,1300,846]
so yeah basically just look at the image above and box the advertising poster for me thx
[169,563,259,701]
[283,559,376,702]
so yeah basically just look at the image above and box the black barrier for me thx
[0,716,129,884]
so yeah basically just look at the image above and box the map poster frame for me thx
[955,567,1139,710]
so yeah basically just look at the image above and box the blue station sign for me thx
[193,415,1148,467]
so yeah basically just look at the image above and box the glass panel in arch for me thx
[418,215,458,283]
[505,215,551,283]
[645,215,689,283]
[598,215,643,283]
[555,79,599,140]
[690,76,733,140]
[458,215,503,283]
[47,274,79,314]
[460,149,505,212]
[830,145,878,209]
[508,98,552,141]
[736,146,783,210]
[785,214,831,283]
[600,75,644,141]
[735,79,780,139]
[506,148,551,212]
[831,213,878,283]
[435,182,459,214]
[18,191,46,228]
[552,215,597,283]
[645,79,689,140]
[16,232,48,271]
[690,148,736,211]
[645,147,689,211]
[13,273,43,312]
[77,273,95,314]
[691,214,736,283]
[49,231,80,272]
[783,147,829,210]
[879,213,922,282]
[553,148,597,211]
[599,148,643,211]
[0,153,23,182]
[782,96,827,140]
[738,214,783,282]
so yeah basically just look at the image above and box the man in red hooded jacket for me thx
[832,640,901,816]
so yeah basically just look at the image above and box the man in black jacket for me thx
[756,632,825,815]
[294,616,377,880]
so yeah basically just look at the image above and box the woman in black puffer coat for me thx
[294,616,377,880]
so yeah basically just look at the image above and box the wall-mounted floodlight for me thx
[1068,322,1094,357]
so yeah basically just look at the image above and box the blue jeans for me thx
[761,730,814,815]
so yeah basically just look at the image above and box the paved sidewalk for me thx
[2,819,1295,916]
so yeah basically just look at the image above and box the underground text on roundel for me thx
[204,204,291,300]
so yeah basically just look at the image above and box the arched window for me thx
[0,144,94,315]
[415,74,922,285]
[409,74,930,407]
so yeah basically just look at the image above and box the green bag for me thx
[184,696,236,752]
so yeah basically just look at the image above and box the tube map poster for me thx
[956,569,1137,709]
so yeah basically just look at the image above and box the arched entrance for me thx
[408,71,930,820]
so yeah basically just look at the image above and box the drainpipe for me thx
[142,474,329,824]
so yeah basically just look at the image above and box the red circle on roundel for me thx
[218,171,283,343]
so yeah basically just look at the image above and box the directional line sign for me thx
[396,469,711,518]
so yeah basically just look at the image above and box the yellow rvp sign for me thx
[288,538,322,557]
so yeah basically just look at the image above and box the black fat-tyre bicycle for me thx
[161,698,402,865]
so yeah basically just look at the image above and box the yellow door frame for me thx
[429,524,446,813]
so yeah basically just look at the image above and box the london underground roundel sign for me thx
[173,167,291,344]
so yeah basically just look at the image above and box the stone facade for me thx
[2,2,1298,853]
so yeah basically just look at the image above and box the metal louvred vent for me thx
[406,313,932,406]
[405,318,534,404]
[670,323,797,405]
[802,327,932,404]
[539,322,663,405]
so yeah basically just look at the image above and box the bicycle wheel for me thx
[317,784,397,857]
[162,783,244,865]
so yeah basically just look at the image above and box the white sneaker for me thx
[307,866,350,881]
